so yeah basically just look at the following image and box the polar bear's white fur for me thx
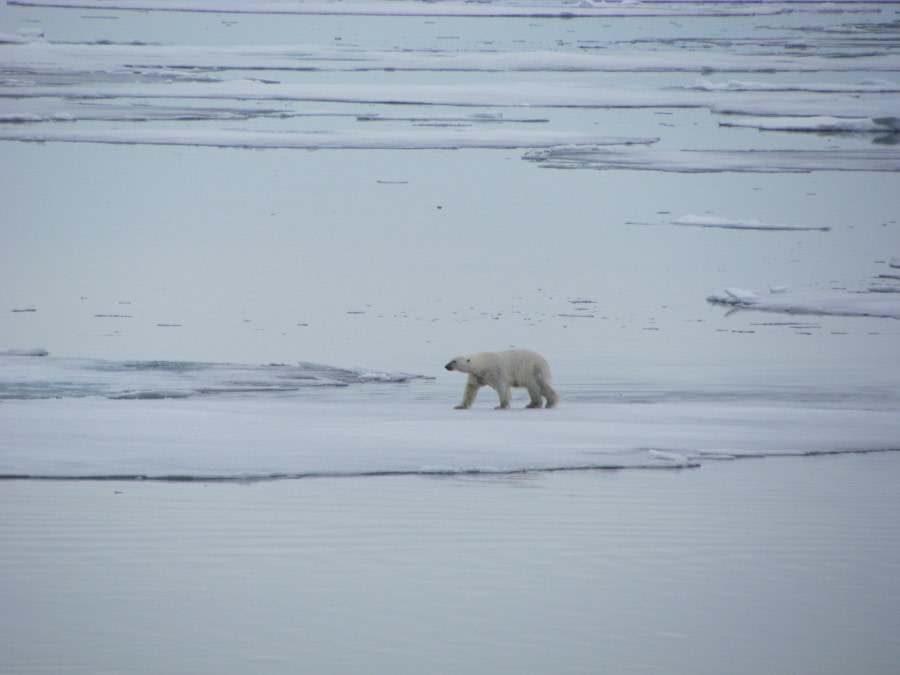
[444,348,559,410]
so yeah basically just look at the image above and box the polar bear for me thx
[444,348,559,410]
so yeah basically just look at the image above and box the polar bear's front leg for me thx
[493,383,512,409]
[455,375,481,409]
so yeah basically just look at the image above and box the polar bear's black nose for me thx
[445,361,454,371]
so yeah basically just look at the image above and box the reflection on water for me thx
[1,453,899,674]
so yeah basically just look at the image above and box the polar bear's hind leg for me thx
[533,364,559,408]
[542,385,559,408]
[526,383,543,408]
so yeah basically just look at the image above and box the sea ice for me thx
[664,215,831,231]
[0,126,658,150]
[720,116,900,134]
[3,0,796,17]
[707,286,900,319]
[0,98,305,124]
[692,79,900,94]
[1,353,897,480]
[4,40,897,75]
[3,37,896,141]
[525,147,900,173]
[0,354,429,401]
[2,381,899,480]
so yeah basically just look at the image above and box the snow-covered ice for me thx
[2,2,897,470]
[9,78,888,110]
[0,126,658,150]
[708,285,900,319]
[0,353,429,400]
[1,353,898,480]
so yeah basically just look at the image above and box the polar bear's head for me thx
[444,355,474,374]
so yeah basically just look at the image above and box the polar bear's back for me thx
[496,348,553,383]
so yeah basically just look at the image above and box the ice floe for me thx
[637,214,831,231]
[3,35,897,152]
[692,79,900,94]
[357,112,550,125]
[720,116,900,134]
[707,285,900,319]
[0,354,430,401]
[1,352,898,480]
[3,40,898,75]
[0,392,895,479]
[0,99,307,124]
[710,95,899,120]
[4,0,794,18]
[525,146,900,173]
[0,126,658,150]
[0,79,735,107]
[2,79,894,129]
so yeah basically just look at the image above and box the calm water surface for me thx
[2,452,899,674]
